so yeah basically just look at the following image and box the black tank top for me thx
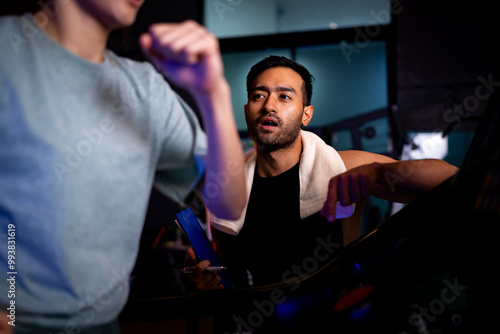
[235,161,343,286]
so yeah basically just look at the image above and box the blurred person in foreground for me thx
[0,0,246,332]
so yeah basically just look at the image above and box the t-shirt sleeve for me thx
[152,81,207,204]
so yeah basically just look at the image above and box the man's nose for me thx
[263,96,277,113]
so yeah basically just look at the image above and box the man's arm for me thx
[321,150,458,221]
[140,21,246,220]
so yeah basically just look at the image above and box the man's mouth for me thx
[259,116,279,130]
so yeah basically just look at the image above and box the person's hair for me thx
[246,55,315,106]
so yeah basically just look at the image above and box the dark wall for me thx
[108,0,201,60]
[395,0,499,133]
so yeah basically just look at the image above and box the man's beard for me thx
[249,113,303,152]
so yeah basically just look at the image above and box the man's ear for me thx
[302,105,314,126]
[244,105,249,122]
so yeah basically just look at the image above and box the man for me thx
[188,55,457,289]
[0,0,246,332]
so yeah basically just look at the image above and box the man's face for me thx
[245,67,312,152]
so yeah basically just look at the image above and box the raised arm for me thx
[321,150,458,221]
[140,21,246,220]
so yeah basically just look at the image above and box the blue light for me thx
[275,299,300,320]
[275,288,327,321]
[349,304,373,324]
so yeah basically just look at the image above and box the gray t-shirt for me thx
[0,14,207,328]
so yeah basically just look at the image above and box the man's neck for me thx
[34,3,110,63]
[256,135,303,177]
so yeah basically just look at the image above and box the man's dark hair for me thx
[246,55,315,106]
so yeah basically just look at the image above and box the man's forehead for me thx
[253,67,303,86]
[251,85,297,94]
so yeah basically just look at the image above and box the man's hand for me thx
[187,247,224,291]
[321,164,376,222]
[321,157,459,221]
[140,20,224,96]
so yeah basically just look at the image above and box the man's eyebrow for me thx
[251,85,297,94]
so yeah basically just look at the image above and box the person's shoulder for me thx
[0,15,31,62]
[107,51,157,77]
[0,14,32,35]
[106,51,171,96]
[0,14,21,37]
[0,14,19,25]
[337,150,396,170]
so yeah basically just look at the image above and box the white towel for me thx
[210,130,353,235]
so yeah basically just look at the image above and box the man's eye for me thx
[253,94,265,99]
[280,94,291,100]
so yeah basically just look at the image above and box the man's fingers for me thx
[188,260,224,291]
[193,260,210,276]
[187,247,198,264]
[337,175,351,207]
[360,173,370,198]
[348,175,361,203]
[188,260,209,283]
[322,172,369,222]
[322,167,377,222]
[322,176,338,221]
[205,274,222,290]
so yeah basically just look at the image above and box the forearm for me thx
[322,152,458,221]
[193,80,246,220]
[140,21,246,219]
[371,159,459,203]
